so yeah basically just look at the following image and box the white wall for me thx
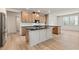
[7,11,21,34]
[48,9,79,31]
[48,13,57,26]
[16,13,21,32]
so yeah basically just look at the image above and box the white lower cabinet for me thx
[39,29,47,43]
[46,28,53,39]
[29,28,53,47]
[29,30,39,46]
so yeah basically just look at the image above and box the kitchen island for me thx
[22,26,53,47]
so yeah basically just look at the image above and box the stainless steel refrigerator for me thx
[0,13,6,47]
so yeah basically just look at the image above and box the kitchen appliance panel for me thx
[0,13,5,47]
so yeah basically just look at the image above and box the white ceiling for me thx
[50,8,79,13]
[26,8,50,14]
[6,8,79,14]
[25,8,79,14]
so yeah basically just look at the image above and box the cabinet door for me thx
[39,29,47,43]
[29,31,39,46]
[29,14,33,23]
[40,15,46,23]
[46,28,53,39]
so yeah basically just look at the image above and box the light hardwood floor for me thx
[1,30,79,50]
[0,33,28,50]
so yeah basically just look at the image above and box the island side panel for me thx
[28,30,40,47]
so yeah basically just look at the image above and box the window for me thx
[70,16,75,25]
[63,15,79,26]
[74,16,78,25]
[63,16,70,25]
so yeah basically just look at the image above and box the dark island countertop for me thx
[21,25,61,31]
[22,26,48,30]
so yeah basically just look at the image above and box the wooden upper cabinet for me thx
[45,14,48,24]
[40,15,46,23]
[21,11,31,23]
[29,14,32,22]
[40,15,43,23]
[21,11,48,24]
[21,11,28,22]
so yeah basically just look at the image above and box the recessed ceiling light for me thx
[37,10,40,12]
[26,8,29,9]
[36,14,39,17]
